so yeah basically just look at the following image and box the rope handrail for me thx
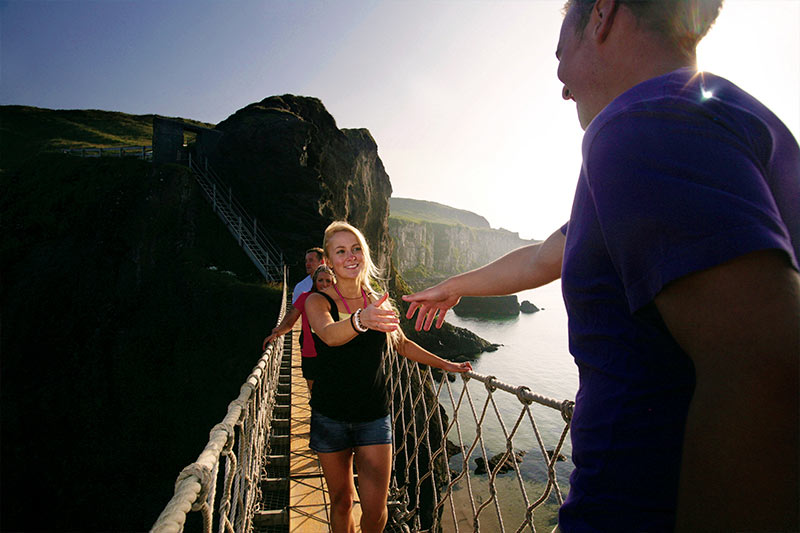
[150,267,288,533]
[386,350,575,532]
[149,269,575,532]
[462,371,573,422]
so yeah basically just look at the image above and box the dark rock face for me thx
[474,450,527,475]
[0,155,281,531]
[547,449,567,462]
[446,439,465,458]
[520,300,540,313]
[453,295,520,317]
[211,95,393,283]
[0,102,494,532]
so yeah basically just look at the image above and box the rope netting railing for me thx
[385,346,575,533]
[150,270,574,532]
[150,270,288,533]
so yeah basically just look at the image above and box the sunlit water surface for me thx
[434,280,578,530]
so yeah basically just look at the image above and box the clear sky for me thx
[2,0,798,240]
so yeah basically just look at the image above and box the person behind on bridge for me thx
[262,247,325,351]
[403,1,799,531]
[304,220,472,533]
[293,247,326,303]
[263,264,335,390]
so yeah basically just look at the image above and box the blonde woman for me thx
[305,221,471,533]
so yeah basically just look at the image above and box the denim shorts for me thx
[309,410,393,453]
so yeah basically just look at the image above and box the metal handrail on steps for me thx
[188,153,283,282]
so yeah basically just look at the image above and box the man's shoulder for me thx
[587,70,696,133]
[589,69,770,137]
[294,291,311,304]
[293,276,312,291]
[292,276,312,304]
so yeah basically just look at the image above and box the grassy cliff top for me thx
[0,105,213,170]
[389,196,491,228]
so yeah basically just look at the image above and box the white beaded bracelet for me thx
[352,308,368,333]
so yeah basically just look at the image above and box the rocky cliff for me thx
[0,152,281,531]
[389,200,539,286]
[209,95,393,284]
[206,97,496,355]
[0,102,498,531]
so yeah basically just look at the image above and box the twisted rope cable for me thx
[150,270,288,532]
[386,357,574,533]
[152,266,573,533]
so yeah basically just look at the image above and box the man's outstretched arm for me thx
[403,227,565,330]
[655,249,800,531]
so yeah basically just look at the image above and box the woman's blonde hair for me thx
[311,264,336,291]
[322,221,385,293]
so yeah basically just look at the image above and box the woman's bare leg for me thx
[318,449,356,533]
[353,444,392,533]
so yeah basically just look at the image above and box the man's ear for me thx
[591,0,619,43]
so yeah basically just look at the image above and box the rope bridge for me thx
[151,287,574,533]
[151,279,288,532]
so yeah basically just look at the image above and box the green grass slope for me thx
[0,105,213,170]
[389,196,491,228]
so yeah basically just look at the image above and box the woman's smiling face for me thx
[314,271,334,291]
[327,230,364,281]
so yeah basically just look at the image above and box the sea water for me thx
[435,280,578,530]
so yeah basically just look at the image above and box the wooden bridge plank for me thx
[288,322,364,531]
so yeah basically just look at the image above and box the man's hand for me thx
[402,228,566,331]
[402,282,461,331]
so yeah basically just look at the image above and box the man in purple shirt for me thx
[404,1,799,530]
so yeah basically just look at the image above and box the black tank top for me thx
[309,292,389,422]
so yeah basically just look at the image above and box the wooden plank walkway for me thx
[287,322,363,532]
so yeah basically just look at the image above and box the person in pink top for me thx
[263,265,335,390]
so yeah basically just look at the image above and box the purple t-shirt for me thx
[559,68,799,531]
